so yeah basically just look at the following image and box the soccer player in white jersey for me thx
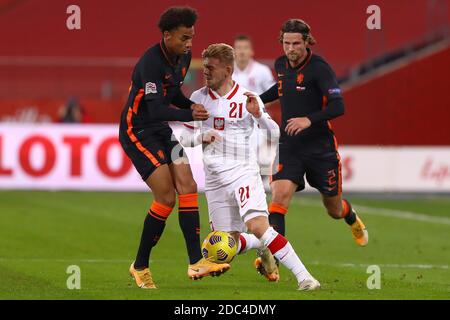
[179,43,320,290]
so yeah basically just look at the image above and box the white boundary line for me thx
[297,198,450,226]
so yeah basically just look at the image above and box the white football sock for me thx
[238,233,263,254]
[260,227,312,283]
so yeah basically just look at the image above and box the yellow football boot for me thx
[129,261,157,289]
[351,214,369,246]
[188,257,231,280]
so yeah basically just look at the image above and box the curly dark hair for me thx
[158,6,198,32]
[279,19,316,45]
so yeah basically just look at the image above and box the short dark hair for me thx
[279,19,316,45]
[234,34,252,43]
[158,6,198,32]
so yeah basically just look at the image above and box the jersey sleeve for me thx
[172,87,194,109]
[259,83,279,103]
[138,54,164,102]
[316,61,343,101]
[307,61,345,123]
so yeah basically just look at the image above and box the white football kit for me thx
[180,82,279,232]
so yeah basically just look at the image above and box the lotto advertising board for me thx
[1,124,449,193]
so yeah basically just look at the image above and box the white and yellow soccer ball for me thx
[201,231,238,263]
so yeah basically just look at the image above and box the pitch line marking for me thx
[297,198,450,226]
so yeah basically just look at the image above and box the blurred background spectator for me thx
[232,34,275,94]
[57,97,91,123]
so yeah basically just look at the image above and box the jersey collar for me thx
[208,81,239,100]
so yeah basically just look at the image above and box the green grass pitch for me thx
[0,191,449,300]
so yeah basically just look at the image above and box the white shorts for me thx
[205,171,269,233]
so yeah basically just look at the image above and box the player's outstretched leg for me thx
[247,216,320,291]
[323,195,368,246]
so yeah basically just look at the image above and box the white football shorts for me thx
[205,170,269,233]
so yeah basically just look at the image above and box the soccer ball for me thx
[201,231,237,263]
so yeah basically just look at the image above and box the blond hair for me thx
[202,43,235,66]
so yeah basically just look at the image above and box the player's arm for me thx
[178,122,202,147]
[143,83,194,122]
[179,124,221,147]
[244,92,280,142]
[306,62,345,124]
[172,88,208,119]
[285,62,345,136]
[140,57,207,122]
[259,83,279,104]
[144,87,208,121]
[171,87,195,109]
[179,92,219,147]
